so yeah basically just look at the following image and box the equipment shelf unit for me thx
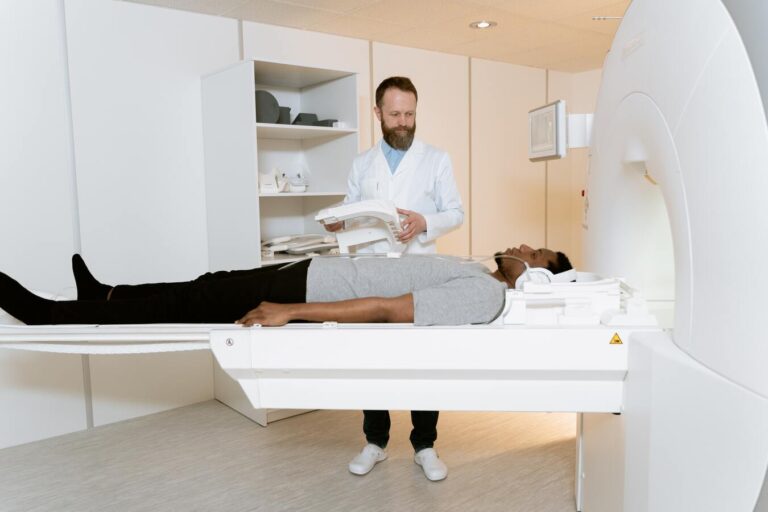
[201,60,358,425]
[201,59,358,272]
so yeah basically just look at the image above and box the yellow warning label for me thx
[610,333,623,345]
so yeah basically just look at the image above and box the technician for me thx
[325,76,464,481]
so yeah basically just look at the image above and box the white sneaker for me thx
[348,443,387,475]
[414,448,448,481]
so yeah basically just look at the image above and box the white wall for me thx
[0,0,79,292]
[90,352,213,426]
[547,69,603,268]
[62,0,229,434]
[372,43,470,256]
[470,59,547,257]
[0,0,88,449]
[65,0,239,284]
[0,0,235,449]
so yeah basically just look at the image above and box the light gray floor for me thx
[0,401,577,512]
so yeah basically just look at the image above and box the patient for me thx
[0,245,571,327]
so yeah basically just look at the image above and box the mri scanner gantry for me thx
[585,0,768,509]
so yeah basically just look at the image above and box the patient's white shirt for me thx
[306,255,506,326]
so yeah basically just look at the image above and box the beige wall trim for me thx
[81,355,94,429]
[544,69,549,248]
[369,40,375,147]
[60,0,93,429]
[468,58,473,256]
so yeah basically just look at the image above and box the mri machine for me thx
[2,0,768,509]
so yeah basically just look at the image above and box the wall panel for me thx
[372,43,470,256]
[63,0,238,428]
[90,352,213,427]
[471,59,546,259]
[0,0,79,291]
[547,69,602,268]
[0,349,87,449]
[65,0,240,284]
[0,0,86,449]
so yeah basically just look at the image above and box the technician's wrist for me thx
[420,215,433,239]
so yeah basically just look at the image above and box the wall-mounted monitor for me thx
[528,100,566,161]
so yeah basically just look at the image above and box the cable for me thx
[492,254,531,288]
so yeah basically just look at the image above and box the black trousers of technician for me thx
[363,410,439,452]
[50,260,311,324]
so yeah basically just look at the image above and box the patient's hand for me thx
[237,302,292,327]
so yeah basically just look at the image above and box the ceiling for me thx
[122,0,631,72]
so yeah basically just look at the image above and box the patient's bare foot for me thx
[72,254,111,300]
[0,272,54,325]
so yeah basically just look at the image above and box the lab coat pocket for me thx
[361,177,380,199]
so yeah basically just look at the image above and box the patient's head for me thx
[492,244,572,287]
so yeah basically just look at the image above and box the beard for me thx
[381,120,416,150]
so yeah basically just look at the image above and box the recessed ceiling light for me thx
[469,20,497,29]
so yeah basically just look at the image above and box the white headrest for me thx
[551,268,577,283]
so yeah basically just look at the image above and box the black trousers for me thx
[363,410,439,452]
[50,260,311,324]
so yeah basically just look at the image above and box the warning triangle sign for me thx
[609,332,623,345]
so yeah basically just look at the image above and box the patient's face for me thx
[495,244,558,282]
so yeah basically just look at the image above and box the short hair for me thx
[375,76,418,108]
[547,251,573,275]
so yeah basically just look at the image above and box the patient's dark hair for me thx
[547,251,573,275]
[376,76,418,108]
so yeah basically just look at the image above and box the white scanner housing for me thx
[584,0,768,509]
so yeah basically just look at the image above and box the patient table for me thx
[0,274,660,511]
[0,273,656,412]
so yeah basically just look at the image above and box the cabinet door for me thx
[202,61,262,271]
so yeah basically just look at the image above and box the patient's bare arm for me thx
[236,294,414,327]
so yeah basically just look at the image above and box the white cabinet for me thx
[201,60,358,425]
[201,60,358,271]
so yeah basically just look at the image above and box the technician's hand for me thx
[237,302,292,327]
[396,208,427,243]
[323,221,344,232]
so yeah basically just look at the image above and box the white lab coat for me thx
[344,139,464,254]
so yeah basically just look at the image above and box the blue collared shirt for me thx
[381,139,407,174]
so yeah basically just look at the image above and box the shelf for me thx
[256,123,357,140]
[259,191,346,197]
[202,59,357,273]
[253,61,354,89]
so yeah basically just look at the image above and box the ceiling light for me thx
[469,20,497,29]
